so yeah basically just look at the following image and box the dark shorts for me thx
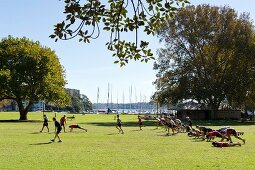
[216,133,222,138]
[43,122,48,126]
[139,122,143,126]
[56,128,62,134]
[231,129,237,136]
[203,128,213,133]
[117,123,121,127]
[167,123,175,128]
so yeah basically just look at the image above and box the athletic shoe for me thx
[58,140,62,143]
[51,139,55,142]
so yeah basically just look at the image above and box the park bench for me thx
[67,115,75,120]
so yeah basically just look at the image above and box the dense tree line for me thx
[153,5,255,118]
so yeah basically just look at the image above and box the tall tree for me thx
[153,5,255,118]
[71,96,83,113]
[51,0,190,66]
[80,94,92,111]
[0,36,70,120]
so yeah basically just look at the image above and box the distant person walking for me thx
[138,115,143,130]
[116,115,124,134]
[40,114,49,133]
[51,117,62,142]
[60,115,67,132]
[186,117,192,128]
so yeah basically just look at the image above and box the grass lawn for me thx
[0,112,255,170]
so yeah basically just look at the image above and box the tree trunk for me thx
[208,101,220,120]
[210,109,216,120]
[19,109,28,120]
[17,99,33,121]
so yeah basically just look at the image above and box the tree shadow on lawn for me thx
[84,120,157,127]
[0,119,42,123]
[191,120,255,126]
[157,133,178,137]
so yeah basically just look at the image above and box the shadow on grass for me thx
[85,120,157,127]
[29,142,52,145]
[29,132,41,134]
[83,120,255,127]
[29,132,54,134]
[107,133,118,135]
[130,129,142,132]
[156,132,178,137]
[189,138,205,142]
[0,119,41,123]
[192,120,255,126]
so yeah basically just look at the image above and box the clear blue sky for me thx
[1,0,255,103]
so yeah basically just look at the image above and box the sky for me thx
[1,0,255,103]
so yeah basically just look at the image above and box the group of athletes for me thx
[40,114,87,142]
[40,113,246,146]
[154,115,246,147]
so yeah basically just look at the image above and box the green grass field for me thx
[0,112,255,170]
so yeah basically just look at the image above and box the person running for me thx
[69,124,87,132]
[219,128,245,144]
[138,115,143,130]
[40,114,49,133]
[60,115,67,132]
[116,114,124,134]
[51,117,62,143]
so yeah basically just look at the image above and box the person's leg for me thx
[233,135,245,144]
[79,127,88,132]
[220,136,225,142]
[119,126,124,134]
[156,121,160,129]
[167,126,171,135]
[116,125,120,133]
[46,126,49,132]
[40,125,44,132]
[209,135,213,142]
[227,134,233,143]
[51,132,58,142]
[57,133,62,142]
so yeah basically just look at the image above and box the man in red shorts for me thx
[69,124,87,132]
[138,115,143,130]
[220,128,245,144]
[206,130,223,142]
[60,115,67,132]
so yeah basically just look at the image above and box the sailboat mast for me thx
[97,87,99,113]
